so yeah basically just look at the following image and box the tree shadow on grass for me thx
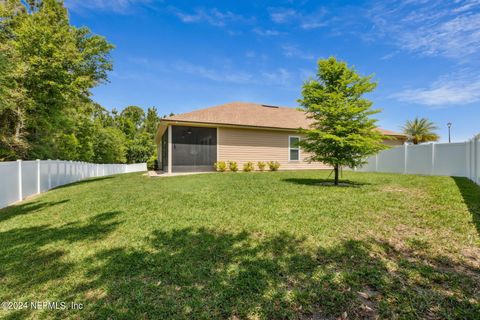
[0,199,70,223]
[0,211,123,320]
[67,228,479,319]
[283,178,369,187]
[453,177,480,236]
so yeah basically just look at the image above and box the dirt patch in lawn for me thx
[381,185,427,197]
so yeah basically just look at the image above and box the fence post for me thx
[469,139,473,181]
[473,137,476,183]
[473,138,476,183]
[375,154,379,172]
[467,139,470,180]
[465,141,470,179]
[404,144,408,174]
[475,136,479,184]
[69,160,73,183]
[476,136,479,185]
[36,159,41,194]
[17,159,22,201]
[431,143,435,176]
[472,137,476,183]
[47,159,52,190]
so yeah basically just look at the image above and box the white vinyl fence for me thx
[0,160,147,209]
[356,135,480,185]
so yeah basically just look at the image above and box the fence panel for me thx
[21,160,38,199]
[0,161,20,208]
[476,138,480,185]
[0,160,147,209]
[357,135,479,185]
[433,143,466,177]
[405,144,432,175]
[40,161,50,192]
[356,156,376,172]
[377,147,405,173]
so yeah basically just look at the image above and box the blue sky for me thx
[65,0,480,142]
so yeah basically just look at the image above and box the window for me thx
[289,136,300,161]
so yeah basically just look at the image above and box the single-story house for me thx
[155,102,406,173]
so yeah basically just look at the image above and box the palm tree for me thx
[402,117,440,144]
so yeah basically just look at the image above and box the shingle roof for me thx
[163,102,405,136]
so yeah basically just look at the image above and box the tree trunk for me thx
[334,164,339,186]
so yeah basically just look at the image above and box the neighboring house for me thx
[155,102,406,173]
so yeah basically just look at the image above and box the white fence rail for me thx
[0,160,147,209]
[356,135,480,185]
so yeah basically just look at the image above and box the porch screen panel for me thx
[161,130,168,172]
[172,126,217,172]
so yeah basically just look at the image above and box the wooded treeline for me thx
[0,0,162,165]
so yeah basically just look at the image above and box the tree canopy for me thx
[0,0,163,166]
[298,57,388,185]
[402,117,439,144]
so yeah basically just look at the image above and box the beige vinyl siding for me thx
[218,127,404,170]
[218,127,330,170]
[383,138,405,147]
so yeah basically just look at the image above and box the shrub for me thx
[214,161,227,172]
[243,161,254,172]
[267,161,280,171]
[228,161,238,172]
[147,155,158,170]
[257,161,266,171]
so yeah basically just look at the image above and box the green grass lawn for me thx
[0,170,479,319]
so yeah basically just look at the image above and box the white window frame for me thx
[288,136,300,161]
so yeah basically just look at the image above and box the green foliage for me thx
[0,0,113,160]
[214,161,227,172]
[298,57,388,184]
[126,132,155,164]
[147,154,158,171]
[228,161,238,172]
[118,106,145,139]
[144,107,160,137]
[55,133,80,161]
[243,161,254,172]
[402,117,440,144]
[257,161,266,171]
[267,161,280,171]
[0,1,163,164]
[92,127,126,164]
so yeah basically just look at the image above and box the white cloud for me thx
[173,61,253,84]
[380,51,399,60]
[299,8,329,30]
[172,8,247,27]
[244,51,268,61]
[172,61,293,87]
[268,7,328,30]
[269,8,298,23]
[64,0,150,13]
[281,44,315,60]
[253,28,282,36]
[261,68,292,86]
[393,73,480,107]
[368,0,480,59]
[128,56,300,87]
[300,20,328,30]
